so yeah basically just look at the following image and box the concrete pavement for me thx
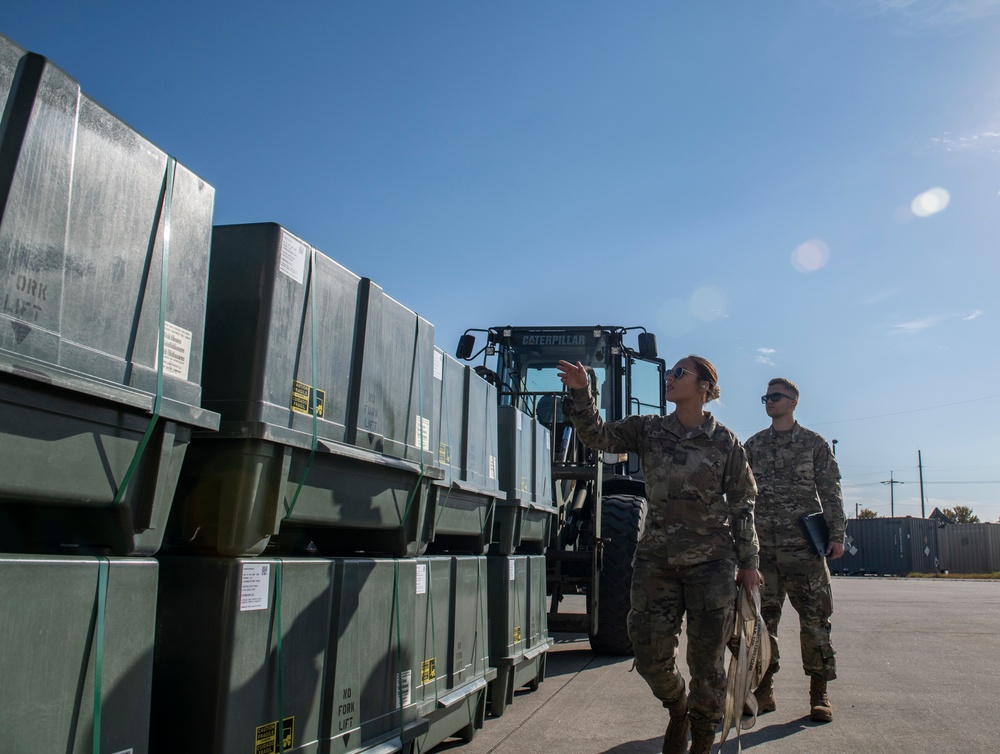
[433,577,1000,753]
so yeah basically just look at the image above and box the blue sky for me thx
[6,1,1000,522]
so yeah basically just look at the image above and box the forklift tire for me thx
[589,494,646,656]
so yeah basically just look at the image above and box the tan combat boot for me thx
[688,722,716,754]
[809,676,833,722]
[754,669,776,714]
[661,694,689,754]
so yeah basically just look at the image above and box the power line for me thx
[810,393,1000,427]
[845,480,1000,487]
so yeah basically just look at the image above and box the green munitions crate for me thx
[0,34,218,555]
[411,555,495,750]
[485,554,546,718]
[526,554,553,657]
[463,364,501,495]
[493,408,550,555]
[153,557,429,754]
[168,224,441,557]
[328,558,429,754]
[152,557,335,754]
[0,554,158,754]
[450,556,493,690]
[427,350,502,555]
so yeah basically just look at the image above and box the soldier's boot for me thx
[809,676,833,723]
[661,693,689,754]
[688,722,716,754]
[754,670,776,714]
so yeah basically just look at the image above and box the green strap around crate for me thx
[112,156,175,507]
[275,559,286,754]
[92,557,109,754]
[285,249,320,519]
[513,559,523,652]
[397,323,427,529]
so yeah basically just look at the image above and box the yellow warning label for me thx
[421,658,436,684]
[290,380,325,418]
[513,626,522,642]
[255,716,294,754]
[438,442,451,465]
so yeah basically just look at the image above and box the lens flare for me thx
[911,187,950,218]
[791,239,831,273]
[690,286,726,321]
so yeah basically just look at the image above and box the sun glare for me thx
[911,187,950,218]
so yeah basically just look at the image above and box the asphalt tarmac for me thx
[433,576,1000,754]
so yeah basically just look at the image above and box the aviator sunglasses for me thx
[667,366,698,380]
[761,392,795,404]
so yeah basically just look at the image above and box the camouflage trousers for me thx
[627,557,737,726]
[758,546,836,681]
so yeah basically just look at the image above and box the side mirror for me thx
[456,334,476,359]
[637,332,657,360]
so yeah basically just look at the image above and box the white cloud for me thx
[892,315,946,334]
[929,129,1000,154]
[833,0,1000,29]
[963,310,985,320]
[756,347,777,366]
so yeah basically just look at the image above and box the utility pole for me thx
[882,471,904,518]
[918,450,926,518]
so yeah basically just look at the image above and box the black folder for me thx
[799,512,830,558]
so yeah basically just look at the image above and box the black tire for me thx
[589,494,646,655]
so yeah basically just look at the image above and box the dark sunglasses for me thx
[667,366,698,380]
[761,392,795,404]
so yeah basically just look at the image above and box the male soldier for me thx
[744,378,845,722]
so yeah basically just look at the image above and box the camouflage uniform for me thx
[744,422,844,681]
[567,387,759,726]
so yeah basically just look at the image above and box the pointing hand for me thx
[557,360,589,390]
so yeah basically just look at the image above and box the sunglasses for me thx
[667,366,698,380]
[761,392,795,404]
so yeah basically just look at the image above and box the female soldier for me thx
[557,355,760,754]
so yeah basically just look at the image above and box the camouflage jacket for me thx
[744,422,845,549]
[567,387,759,569]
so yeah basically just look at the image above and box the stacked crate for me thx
[485,406,554,716]
[0,33,217,754]
[0,28,551,754]
[153,223,497,753]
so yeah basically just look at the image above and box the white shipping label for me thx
[509,559,515,581]
[279,232,308,284]
[546,432,551,450]
[397,670,412,708]
[433,350,443,381]
[488,455,497,480]
[240,563,270,611]
[415,415,431,451]
[515,410,522,431]
[159,321,192,381]
[416,563,427,595]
